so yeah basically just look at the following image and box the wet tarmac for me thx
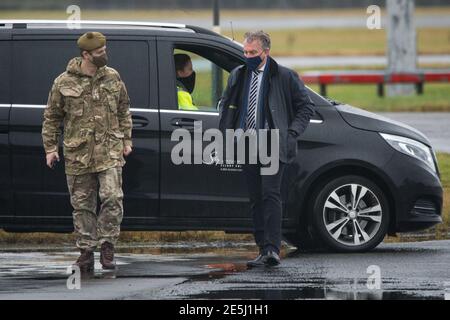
[0,240,449,300]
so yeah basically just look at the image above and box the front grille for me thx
[410,199,438,216]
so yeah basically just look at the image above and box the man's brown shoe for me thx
[100,242,116,270]
[73,249,94,273]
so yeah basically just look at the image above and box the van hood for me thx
[335,104,432,147]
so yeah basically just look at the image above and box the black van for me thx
[0,20,443,252]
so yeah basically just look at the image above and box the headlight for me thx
[379,133,436,173]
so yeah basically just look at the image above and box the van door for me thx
[0,34,13,226]
[9,32,159,230]
[157,37,253,230]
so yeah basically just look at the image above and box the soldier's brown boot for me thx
[73,249,94,273]
[100,241,116,270]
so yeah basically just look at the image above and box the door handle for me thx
[171,118,198,128]
[132,115,149,128]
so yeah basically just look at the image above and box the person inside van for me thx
[174,53,198,110]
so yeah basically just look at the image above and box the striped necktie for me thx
[246,70,261,130]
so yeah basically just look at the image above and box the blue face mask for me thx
[245,53,263,71]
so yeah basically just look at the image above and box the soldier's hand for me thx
[124,145,133,157]
[46,151,60,169]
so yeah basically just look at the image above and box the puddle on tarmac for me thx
[189,287,444,300]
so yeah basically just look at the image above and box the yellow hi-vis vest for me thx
[177,86,198,111]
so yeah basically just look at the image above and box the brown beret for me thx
[77,31,106,51]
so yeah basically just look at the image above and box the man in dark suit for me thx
[219,30,315,267]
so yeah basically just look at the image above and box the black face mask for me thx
[89,52,108,68]
[177,71,196,94]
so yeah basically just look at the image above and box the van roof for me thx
[0,19,222,36]
[0,19,187,29]
[0,19,244,47]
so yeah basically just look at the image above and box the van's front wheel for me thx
[312,175,390,252]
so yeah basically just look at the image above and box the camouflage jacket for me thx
[42,57,132,175]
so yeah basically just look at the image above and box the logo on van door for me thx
[171,121,280,175]
[203,150,221,166]
[202,151,244,172]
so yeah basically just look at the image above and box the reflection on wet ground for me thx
[0,240,449,300]
[192,288,441,300]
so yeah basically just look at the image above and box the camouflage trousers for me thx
[66,167,123,250]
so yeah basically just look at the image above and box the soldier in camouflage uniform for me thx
[41,32,133,272]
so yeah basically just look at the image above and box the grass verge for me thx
[0,230,253,246]
[305,83,450,112]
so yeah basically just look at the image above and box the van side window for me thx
[172,46,240,112]
[0,41,11,103]
[11,40,150,108]
[173,49,228,112]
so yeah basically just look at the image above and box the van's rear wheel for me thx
[311,175,389,252]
